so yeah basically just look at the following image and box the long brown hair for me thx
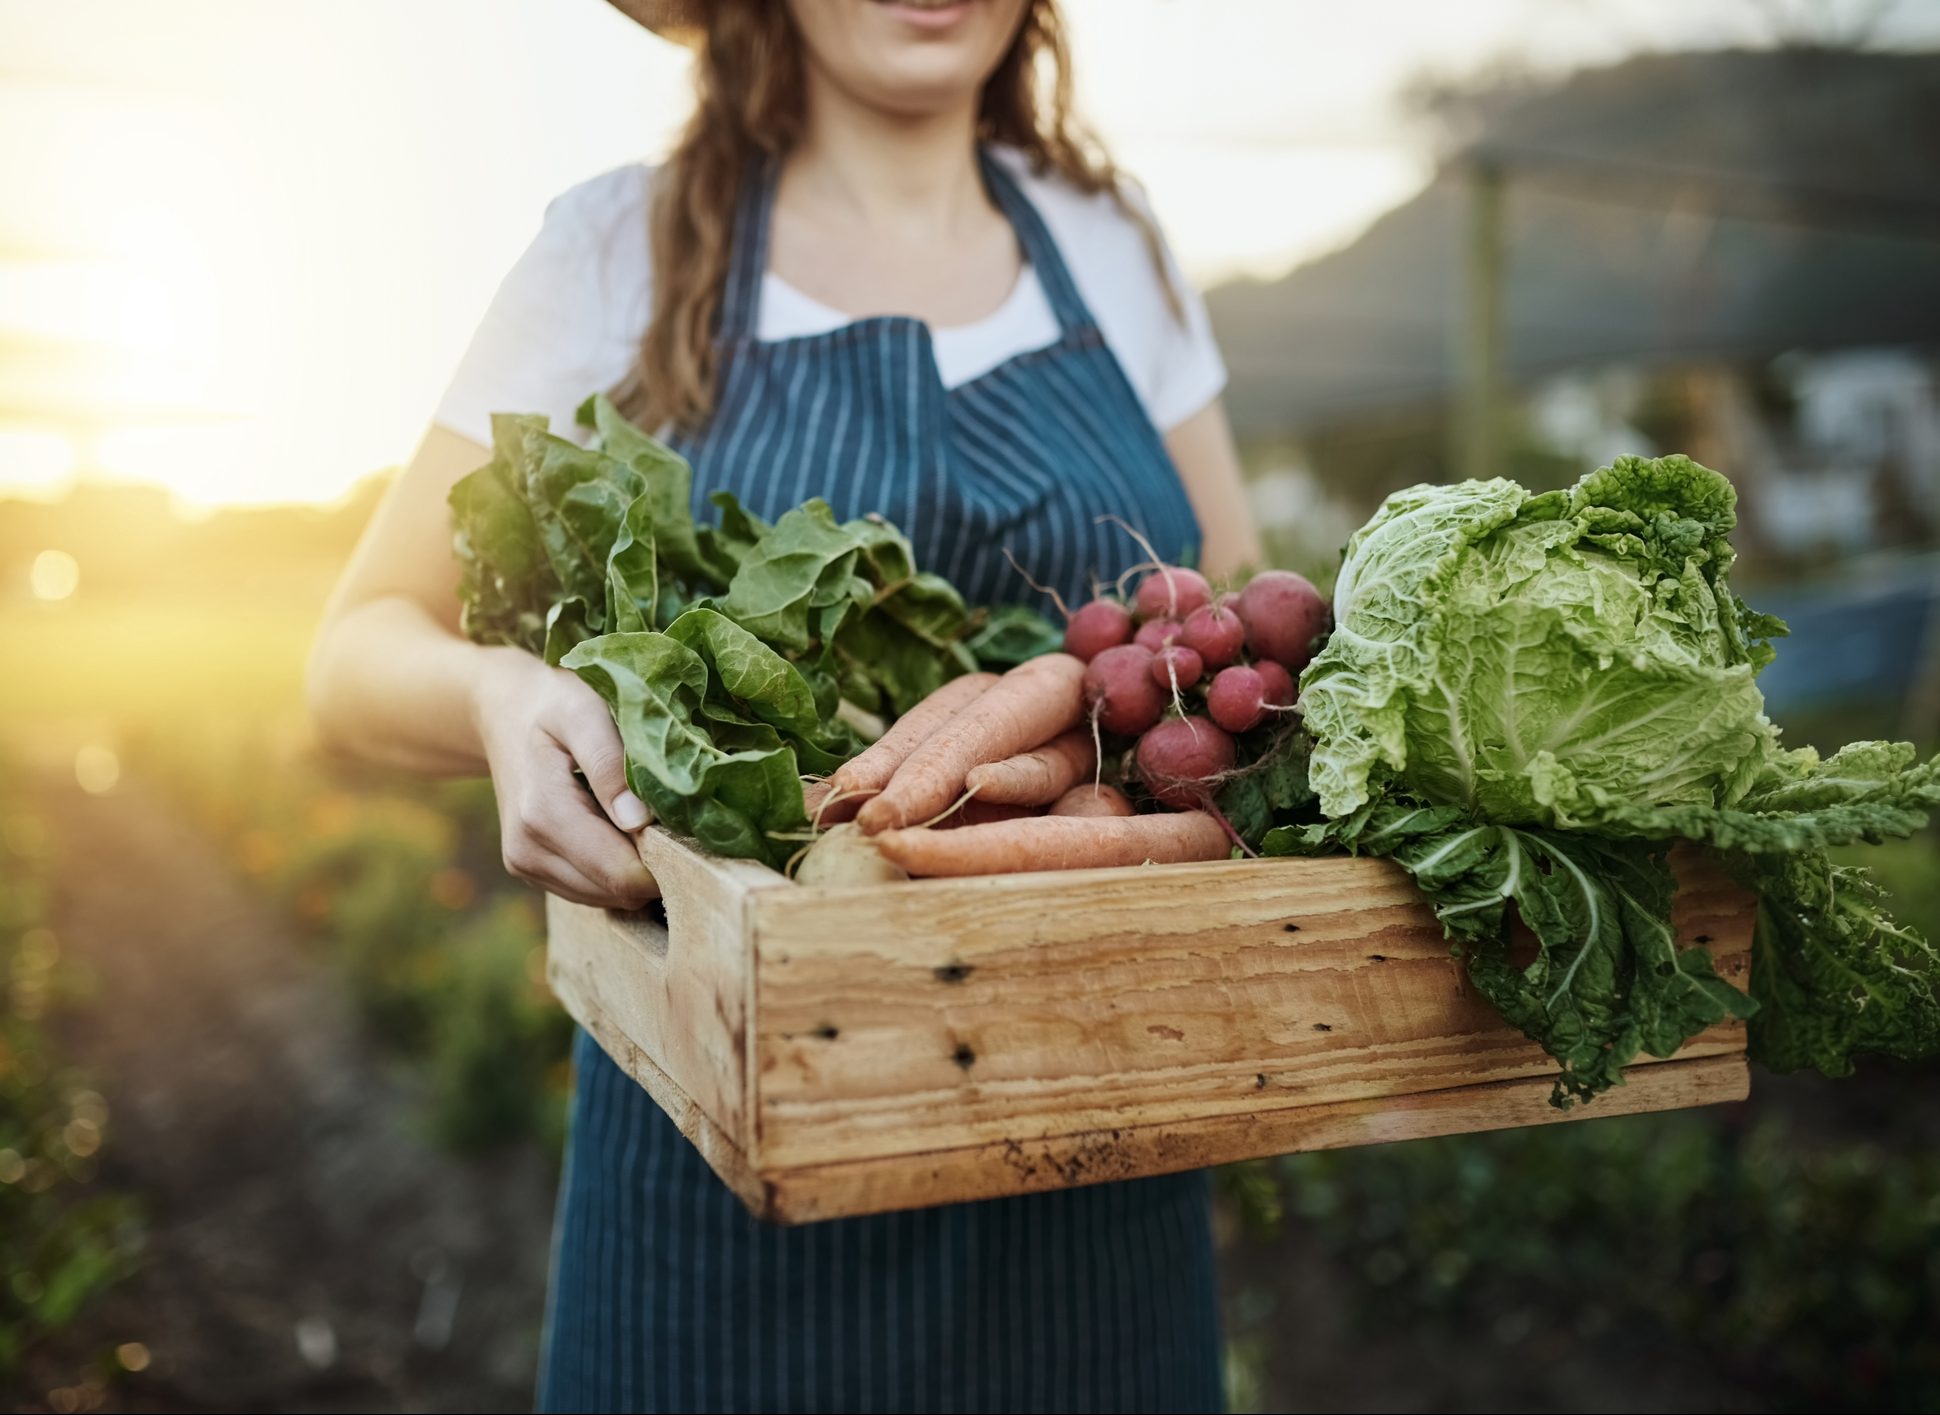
[623,0,1173,434]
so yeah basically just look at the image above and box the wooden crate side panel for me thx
[560,961,769,1215]
[545,829,780,1145]
[754,1054,1750,1224]
[751,851,1752,1169]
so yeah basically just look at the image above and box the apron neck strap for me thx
[714,145,1098,342]
[976,147,1094,337]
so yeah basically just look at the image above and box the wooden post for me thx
[1457,158,1507,482]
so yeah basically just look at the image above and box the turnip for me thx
[1083,644,1167,736]
[1234,570,1329,673]
[1063,598,1134,662]
[1254,659,1296,708]
[1149,645,1205,700]
[1178,602,1245,670]
[1132,565,1213,622]
[1133,618,1181,653]
[1206,665,1268,733]
[1134,715,1237,809]
[796,823,910,885]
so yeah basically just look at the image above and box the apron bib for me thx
[539,148,1221,1415]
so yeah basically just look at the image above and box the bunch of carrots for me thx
[796,560,1329,881]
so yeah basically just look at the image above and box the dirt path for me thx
[24,768,557,1413]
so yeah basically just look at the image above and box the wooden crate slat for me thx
[755,1053,1749,1223]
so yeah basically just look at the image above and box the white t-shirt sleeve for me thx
[432,165,655,447]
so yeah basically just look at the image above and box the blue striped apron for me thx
[538,148,1222,1414]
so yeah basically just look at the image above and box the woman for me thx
[309,1,1260,1409]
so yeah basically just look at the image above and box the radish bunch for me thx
[1059,564,1330,812]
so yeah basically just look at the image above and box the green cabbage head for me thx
[1300,455,1784,826]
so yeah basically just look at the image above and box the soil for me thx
[17,769,557,1413]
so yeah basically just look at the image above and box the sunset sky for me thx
[3,0,1935,511]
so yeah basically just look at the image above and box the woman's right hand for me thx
[470,648,661,910]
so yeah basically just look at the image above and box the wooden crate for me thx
[546,830,1752,1224]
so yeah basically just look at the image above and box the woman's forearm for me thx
[306,594,505,776]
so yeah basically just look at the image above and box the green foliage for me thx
[1224,1096,1940,1412]
[449,400,986,867]
[428,897,574,1154]
[0,773,141,1382]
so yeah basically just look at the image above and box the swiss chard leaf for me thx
[447,412,561,655]
[559,631,806,869]
[963,604,1065,668]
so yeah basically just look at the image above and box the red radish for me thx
[1234,570,1330,673]
[1134,618,1181,652]
[1135,715,1237,809]
[1084,644,1167,736]
[1132,565,1213,622]
[1063,598,1134,662]
[1218,590,1241,611]
[1178,602,1245,670]
[1049,783,1136,818]
[1255,659,1296,708]
[1206,665,1268,733]
[1149,644,1204,691]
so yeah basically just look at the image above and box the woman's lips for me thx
[872,1,977,31]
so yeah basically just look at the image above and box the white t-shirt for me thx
[433,148,1226,446]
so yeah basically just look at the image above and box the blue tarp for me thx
[1750,557,1940,717]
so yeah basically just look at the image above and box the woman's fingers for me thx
[552,685,651,832]
[499,738,661,909]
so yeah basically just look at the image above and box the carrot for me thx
[873,810,1231,876]
[1048,782,1135,818]
[802,778,834,821]
[857,654,1087,834]
[963,730,1096,807]
[939,799,1041,829]
[818,672,998,824]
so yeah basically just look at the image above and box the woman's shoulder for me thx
[540,162,657,252]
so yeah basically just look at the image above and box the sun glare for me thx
[29,549,81,602]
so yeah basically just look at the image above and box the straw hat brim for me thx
[606,0,707,44]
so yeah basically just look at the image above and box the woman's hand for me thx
[471,648,661,909]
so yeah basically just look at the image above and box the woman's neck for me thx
[783,71,988,241]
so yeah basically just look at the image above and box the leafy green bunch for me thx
[449,397,1020,868]
[1276,455,1940,1104]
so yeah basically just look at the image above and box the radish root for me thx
[1002,548,1071,618]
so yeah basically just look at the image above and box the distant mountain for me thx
[1208,48,1940,440]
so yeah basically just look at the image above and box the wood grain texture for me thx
[545,828,785,1145]
[749,847,1751,1169]
[545,828,1757,1223]
[753,1053,1750,1224]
